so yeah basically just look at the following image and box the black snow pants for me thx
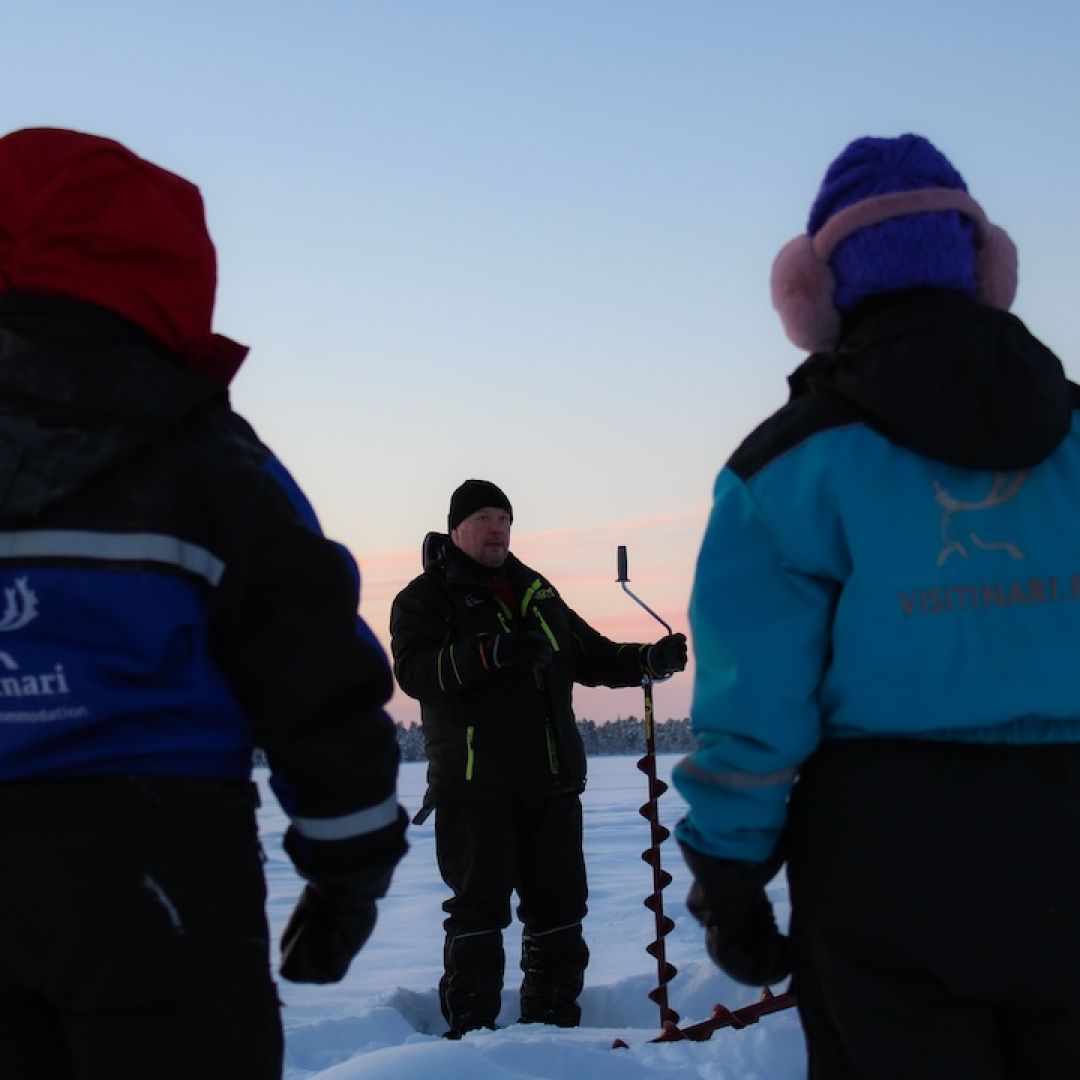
[0,776,282,1080]
[786,738,1080,1080]
[435,792,589,1034]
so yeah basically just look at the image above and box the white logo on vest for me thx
[0,577,39,632]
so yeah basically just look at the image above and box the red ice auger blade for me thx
[649,986,798,1043]
[612,987,798,1050]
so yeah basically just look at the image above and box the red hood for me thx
[0,127,247,383]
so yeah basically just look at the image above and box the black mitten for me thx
[679,840,790,986]
[280,863,394,984]
[489,630,554,670]
[645,633,688,678]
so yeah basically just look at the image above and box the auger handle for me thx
[616,545,672,637]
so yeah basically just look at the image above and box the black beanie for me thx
[448,479,513,532]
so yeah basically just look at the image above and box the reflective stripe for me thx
[524,921,581,939]
[490,594,513,623]
[290,792,400,841]
[520,578,543,616]
[0,530,224,586]
[532,608,559,652]
[465,724,475,780]
[449,928,500,943]
[523,578,559,651]
[678,756,798,790]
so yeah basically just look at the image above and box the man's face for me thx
[451,507,512,568]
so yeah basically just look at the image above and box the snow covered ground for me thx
[260,753,804,1079]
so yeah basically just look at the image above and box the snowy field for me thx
[259,753,804,1079]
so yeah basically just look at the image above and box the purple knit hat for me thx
[807,134,978,312]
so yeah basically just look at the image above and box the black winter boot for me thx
[518,923,589,1027]
[440,928,505,1035]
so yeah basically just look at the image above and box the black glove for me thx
[280,863,394,984]
[645,633,687,679]
[679,840,790,987]
[488,630,554,670]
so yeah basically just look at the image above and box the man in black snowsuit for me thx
[390,479,686,1036]
[0,128,407,1080]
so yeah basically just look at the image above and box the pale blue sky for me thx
[7,1,1080,725]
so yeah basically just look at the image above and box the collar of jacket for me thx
[0,295,227,424]
[439,541,526,587]
[0,294,229,524]
[787,289,1075,470]
[423,537,552,614]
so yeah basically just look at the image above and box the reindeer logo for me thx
[934,472,1027,567]
[0,577,39,632]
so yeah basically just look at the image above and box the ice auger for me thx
[616,545,679,1027]
[613,545,798,1047]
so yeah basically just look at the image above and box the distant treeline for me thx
[395,715,695,762]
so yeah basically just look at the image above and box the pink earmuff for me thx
[770,187,1018,353]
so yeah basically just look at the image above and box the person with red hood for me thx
[0,128,407,1079]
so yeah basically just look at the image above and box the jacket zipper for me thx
[545,723,559,775]
[521,578,561,773]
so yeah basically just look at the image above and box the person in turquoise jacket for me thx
[674,133,1080,1078]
